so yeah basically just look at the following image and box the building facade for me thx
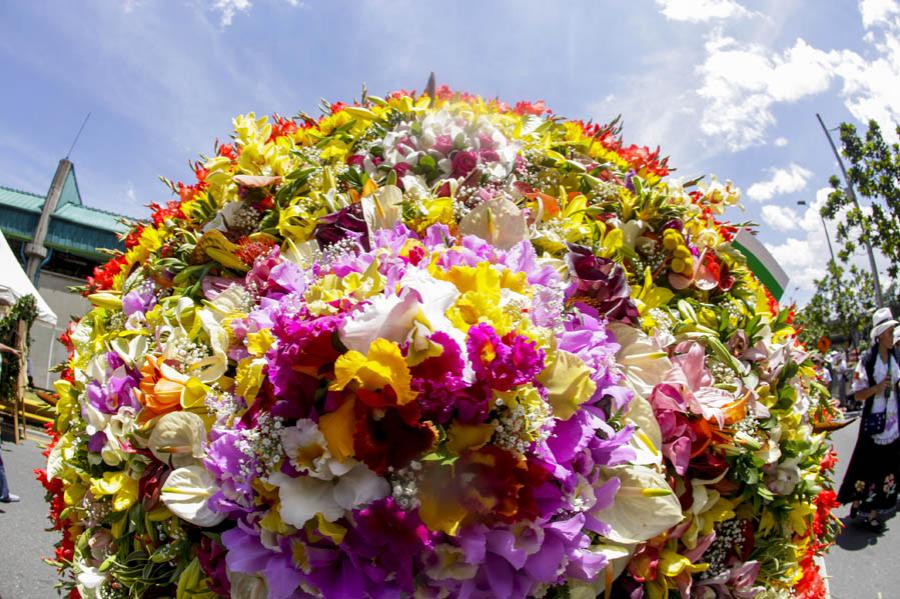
[1,164,129,389]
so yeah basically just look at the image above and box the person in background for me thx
[0,339,20,503]
[834,349,849,409]
[894,327,900,366]
[837,307,900,531]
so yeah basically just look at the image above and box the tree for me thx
[820,119,900,279]
[795,261,876,349]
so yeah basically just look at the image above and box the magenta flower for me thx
[466,323,546,392]
[451,150,478,178]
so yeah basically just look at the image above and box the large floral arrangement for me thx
[39,87,839,599]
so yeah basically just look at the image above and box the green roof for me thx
[0,165,132,262]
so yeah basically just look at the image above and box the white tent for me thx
[0,231,57,326]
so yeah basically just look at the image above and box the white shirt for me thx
[852,350,900,445]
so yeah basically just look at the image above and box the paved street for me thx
[0,418,894,599]
[0,430,58,599]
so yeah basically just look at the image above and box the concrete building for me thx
[1,161,129,389]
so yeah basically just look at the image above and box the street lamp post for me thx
[816,113,884,307]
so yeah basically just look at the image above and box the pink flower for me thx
[432,134,454,154]
[451,150,479,178]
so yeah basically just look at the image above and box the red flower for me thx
[235,236,276,266]
[454,446,550,524]
[353,402,437,475]
[269,114,298,142]
[820,449,838,472]
[217,142,237,160]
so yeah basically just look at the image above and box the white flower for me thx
[160,464,225,527]
[147,411,208,469]
[271,463,389,528]
[591,464,683,544]
[75,564,107,598]
[280,419,352,480]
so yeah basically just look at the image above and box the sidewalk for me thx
[0,427,58,599]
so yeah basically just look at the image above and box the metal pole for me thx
[799,200,837,264]
[816,113,883,307]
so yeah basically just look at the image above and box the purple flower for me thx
[342,498,436,594]
[205,428,258,514]
[565,244,640,324]
[222,523,304,599]
[314,202,369,250]
[122,285,156,317]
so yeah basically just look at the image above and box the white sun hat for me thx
[870,307,898,342]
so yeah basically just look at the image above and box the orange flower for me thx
[137,355,189,419]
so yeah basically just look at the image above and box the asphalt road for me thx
[0,429,58,599]
[0,417,895,599]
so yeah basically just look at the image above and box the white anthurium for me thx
[592,464,684,545]
[148,411,208,468]
[160,464,226,527]
[609,322,672,400]
[361,184,403,236]
[459,197,527,250]
[339,290,421,354]
[272,463,389,528]
[281,419,353,480]
[567,543,634,598]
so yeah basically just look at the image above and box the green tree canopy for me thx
[820,119,900,279]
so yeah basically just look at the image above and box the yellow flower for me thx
[90,471,139,512]
[331,338,416,405]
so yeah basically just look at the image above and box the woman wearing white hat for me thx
[838,307,900,531]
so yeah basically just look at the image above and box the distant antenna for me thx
[424,72,436,101]
[66,112,91,158]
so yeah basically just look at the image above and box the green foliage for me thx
[795,261,875,347]
[820,119,900,279]
[0,294,37,398]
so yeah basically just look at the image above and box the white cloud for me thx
[763,187,894,303]
[764,187,832,296]
[761,205,801,231]
[696,2,900,150]
[859,0,900,28]
[773,136,788,146]
[655,0,752,22]
[746,163,812,201]
[697,35,838,150]
[210,0,252,26]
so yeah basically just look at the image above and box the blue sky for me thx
[1,0,898,305]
